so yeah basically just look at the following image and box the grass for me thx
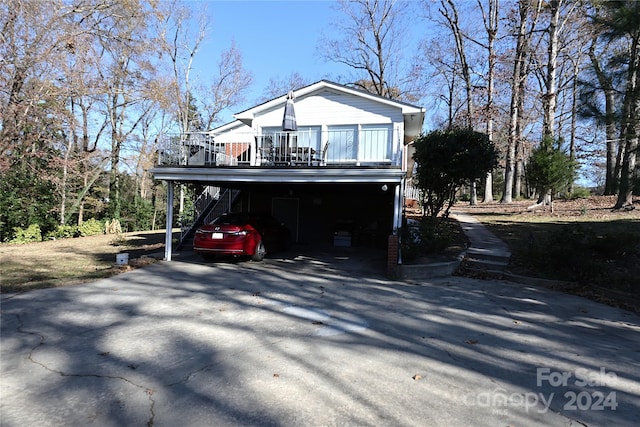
[0,230,172,293]
[453,196,640,299]
[480,215,639,291]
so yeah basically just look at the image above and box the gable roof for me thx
[212,80,425,139]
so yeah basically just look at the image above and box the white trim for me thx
[151,167,405,184]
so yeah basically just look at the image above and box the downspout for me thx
[164,181,174,261]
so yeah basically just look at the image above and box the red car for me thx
[193,213,292,261]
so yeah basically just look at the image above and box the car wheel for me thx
[251,240,266,261]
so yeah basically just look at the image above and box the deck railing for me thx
[157,129,402,167]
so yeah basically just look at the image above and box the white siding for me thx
[212,123,253,143]
[254,89,404,130]
[209,84,408,167]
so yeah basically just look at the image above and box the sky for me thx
[189,0,351,123]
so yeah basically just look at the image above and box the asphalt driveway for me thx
[1,250,639,427]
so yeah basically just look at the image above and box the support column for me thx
[387,182,402,278]
[393,183,402,232]
[387,234,399,278]
[164,181,174,261]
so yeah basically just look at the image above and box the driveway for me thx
[1,250,639,427]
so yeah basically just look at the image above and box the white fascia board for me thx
[151,167,405,184]
[209,120,246,135]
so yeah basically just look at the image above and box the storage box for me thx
[333,234,352,247]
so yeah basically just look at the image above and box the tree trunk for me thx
[542,0,560,141]
[483,172,493,203]
[605,91,619,195]
[535,0,566,209]
[470,182,477,205]
[514,45,530,200]
[108,91,122,219]
[502,0,530,203]
[589,41,620,195]
[440,0,474,127]
[514,154,523,199]
[614,26,640,209]
[481,0,498,203]
[568,53,580,195]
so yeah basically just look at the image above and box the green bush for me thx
[9,224,42,244]
[527,137,576,197]
[413,128,498,218]
[46,225,78,240]
[401,217,455,260]
[78,218,104,237]
[567,186,591,200]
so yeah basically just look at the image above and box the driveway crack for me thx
[14,313,156,427]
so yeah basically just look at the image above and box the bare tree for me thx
[0,1,75,169]
[438,0,475,127]
[437,0,482,204]
[502,0,542,203]
[158,0,208,133]
[606,2,640,209]
[258,72,311,103]
[89,1,160,219]
[417,36,464,128]
[0,0,132,227]
[478,0,499,202]
[201,42,253,129]
[320,0,416,100]
[585,36,623,195]
[530,0,579,208]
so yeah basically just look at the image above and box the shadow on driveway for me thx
[1,253,639,426]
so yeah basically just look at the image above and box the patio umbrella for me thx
[282,90,297,132]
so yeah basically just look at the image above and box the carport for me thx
[151,166,406,264]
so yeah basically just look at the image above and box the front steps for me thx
[459,247,511,279]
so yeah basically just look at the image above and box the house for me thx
[151,80,425,274]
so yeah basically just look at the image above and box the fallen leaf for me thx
[273,373,280,378]
[465,339,478,345]
[412,374,423,380]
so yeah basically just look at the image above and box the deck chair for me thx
[312,142,329,166]
[257,136,274,165]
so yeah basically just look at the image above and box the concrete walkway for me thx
[452,212,512,275]
[2,249,639,426]
[452,211,511,255]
